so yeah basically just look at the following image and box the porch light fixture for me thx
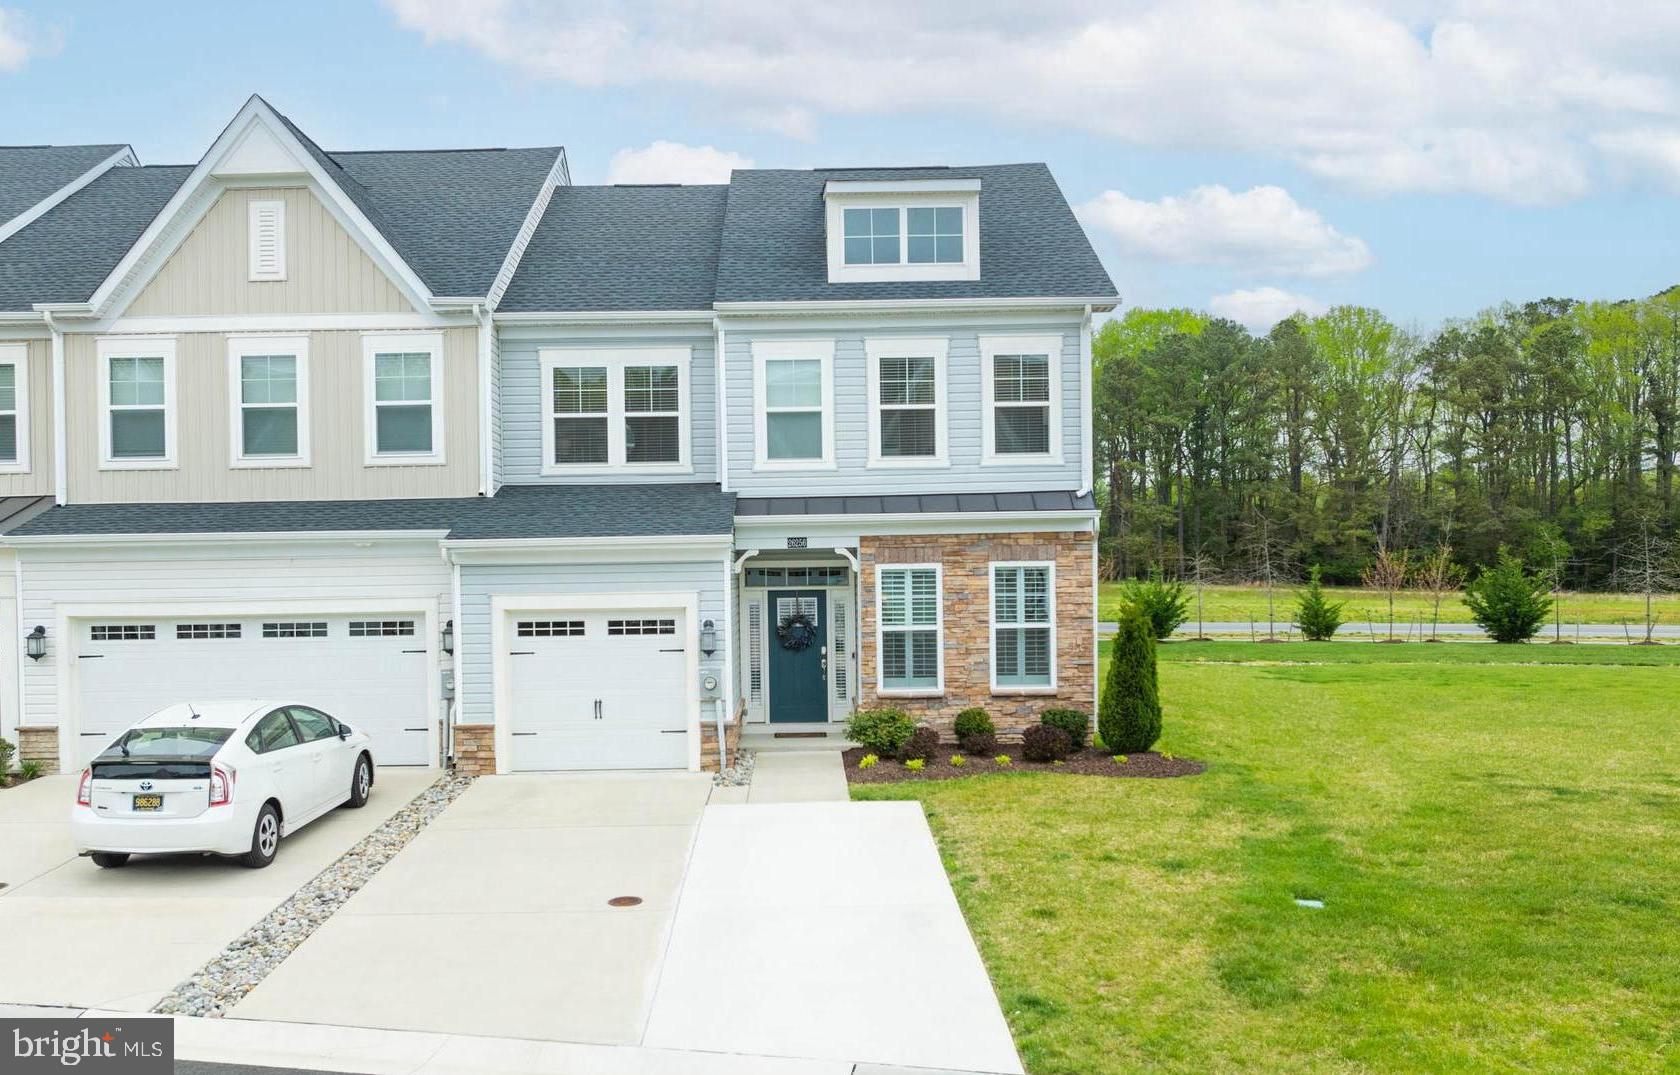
[441,619,454,656]
[700,619,717,657]
[25,625,46,661]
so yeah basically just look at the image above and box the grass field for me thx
[854,641,1680,1073]
[1097,581,1680,628]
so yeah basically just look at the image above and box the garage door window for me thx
[517,620,585,637]
[176,623,242,640]
[263,621,328,638]
[349,620,415,637]
[607,618,676,636]
[91,624,156,642]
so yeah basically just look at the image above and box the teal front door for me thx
[768,589,828,723]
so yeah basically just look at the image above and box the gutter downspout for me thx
[1077,303,1094,498]
[714,317,730,492]
[719,555,735,768]
[46,313,66,505]
[443,543,462,769]
[475,302,493,497]
[10,556,25,750]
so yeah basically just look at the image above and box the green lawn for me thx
[854,642,1680,1073]
[1098,581,1680,628]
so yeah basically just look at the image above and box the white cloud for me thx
[0,8,36,72]
[383,0,1680,204]
[1209,286,1328,332]
[605,141,753,185]
[1592,128,1680,193]
[1077,185,1371,278]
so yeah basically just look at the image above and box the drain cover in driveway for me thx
[608,896,643,907]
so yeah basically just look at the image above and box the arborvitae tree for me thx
[1121,567,1191,640]
[1465,550,1552,643]
[1100,607,1162,753]
[1294,565,1346,641]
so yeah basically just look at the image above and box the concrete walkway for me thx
[748,750,850,803]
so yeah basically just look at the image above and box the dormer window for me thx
[825,178,981,283]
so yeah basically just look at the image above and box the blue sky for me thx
[2,0,1677,331]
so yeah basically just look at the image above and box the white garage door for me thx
[506,609,690,771]
[73,614,432,767]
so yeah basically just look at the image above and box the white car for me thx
[71,701,376,869]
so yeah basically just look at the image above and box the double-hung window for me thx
[980,335,1062,463]
[0,344,27,471]
[98,337,176,469]
[228,336,309,467]
[753,340,834,469]
[877,564,942,692]
[826,183,980,283]
[992,563,1055,689]
[540,348,689,473]
[842,206,965,266]
[363,332,443,465]
[866,337,947,466]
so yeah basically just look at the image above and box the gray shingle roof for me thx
[735,490,1095,516]
[0,164,190,310]
[714,164,1116,304]
[8,484,736,540]
[500,185,727,312]
[0,145,127,230]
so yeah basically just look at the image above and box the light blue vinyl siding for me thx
[456,558,727,724]
[498,334,717,484]
[488,328,503,487]
[726,323,1083,495]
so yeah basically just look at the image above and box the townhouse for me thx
[0,96,1117,777]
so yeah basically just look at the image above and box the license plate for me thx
[132,794,163,811]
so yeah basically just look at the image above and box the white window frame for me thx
[875,562,944,696]
[247,198,286,282]
[865,337,949,469]
[989,561,1058,693]
[825,184,981,284]
[980,334,1063,465]
[362,331,445,466]
[537,346,692,476]
[97,336,178,471]
[0,343,30,473]
[752,339,835,471]
[226,334,310,469]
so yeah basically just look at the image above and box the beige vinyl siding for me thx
[0,339,53,497]
[65,327,480,502]
[125,187,412,317]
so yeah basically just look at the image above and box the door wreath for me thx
[777,610,819,651]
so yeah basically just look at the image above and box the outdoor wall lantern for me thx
[25,625,46,661]
[700,619,717,657]
[441,619,455,656]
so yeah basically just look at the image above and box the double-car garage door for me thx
[73,614,432,767]
[506,608,690,771]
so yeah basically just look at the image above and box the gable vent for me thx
[248,198,286,281]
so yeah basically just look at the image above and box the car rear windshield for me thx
[95,726,234,761]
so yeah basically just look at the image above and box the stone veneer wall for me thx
[452,724,496,776]
[16,727,59,773]
[699,705,745,772]
[858,531,1095,737]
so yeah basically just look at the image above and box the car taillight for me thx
[209,765,233,807]
[77,768,92,807]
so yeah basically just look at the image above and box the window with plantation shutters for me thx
[747,599,765,707]
[248,199,286,281]
[878,565,942,692]
[993,563,1054,688]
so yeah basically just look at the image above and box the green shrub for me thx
[1100,606,1162,753]
[899,725,941,762]
[1293,565,1346,641]
[846,708,916,756]
[953,707,995,754]
[18,760,40,781]
[905,758,926,772]
[994,755,1012,767]
[0,736,14,774]
[1039,708,1090,751]
[1120,568,1190,640]
[1021,724,1073,762]
[1465,550,1552,643]
[857,753,879,769]
[950,754,967,768]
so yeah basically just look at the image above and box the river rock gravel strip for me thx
[152,773,475,1018]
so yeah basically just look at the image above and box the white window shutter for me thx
[248,199,286,281]
[747,599,765,708]
[832,597,849,703]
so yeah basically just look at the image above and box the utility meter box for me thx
[699,670,721,699]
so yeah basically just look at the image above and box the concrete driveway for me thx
[0,768,434,1011]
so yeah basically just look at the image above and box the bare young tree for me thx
[1242,508,1297,641]
[1413,544,1465,642]
[1617,511,1680,644]
[1362,542,1413,642]
[1186,548,1219,642]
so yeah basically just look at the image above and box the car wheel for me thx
[90,852,129,869]
[344,755,372,809]
[239,803,281,869]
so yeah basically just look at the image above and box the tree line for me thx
[1093,287,1680,589]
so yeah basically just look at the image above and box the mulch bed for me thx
[842,746,1205,783]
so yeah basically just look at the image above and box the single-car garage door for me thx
[506,609,690,771]
[73,614,433,767]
